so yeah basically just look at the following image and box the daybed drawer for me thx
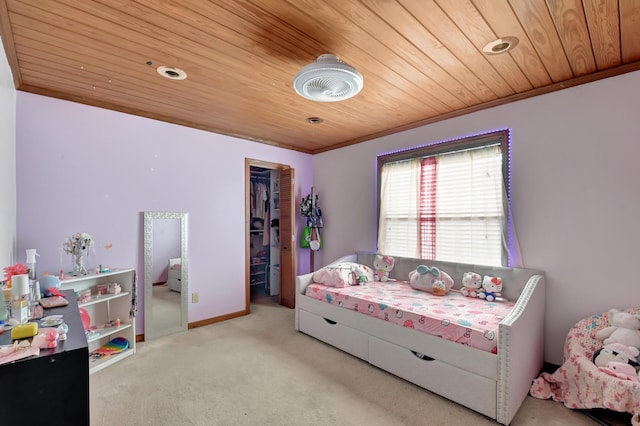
[369,336,497,420]
[299,309,369,360]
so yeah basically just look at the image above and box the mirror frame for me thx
[143,211,189,340]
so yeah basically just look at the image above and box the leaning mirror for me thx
[144,211,188,340]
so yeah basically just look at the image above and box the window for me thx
[377,129,515,267]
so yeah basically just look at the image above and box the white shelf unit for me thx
[60,268,136,375]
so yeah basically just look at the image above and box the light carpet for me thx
[90,297,600,426]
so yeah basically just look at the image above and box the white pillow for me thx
[313,262,374,287]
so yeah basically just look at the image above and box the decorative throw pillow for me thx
[313,262,374,287]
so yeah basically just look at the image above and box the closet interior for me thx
[249,166,280,300]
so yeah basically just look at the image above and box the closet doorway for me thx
[245,159,296,310]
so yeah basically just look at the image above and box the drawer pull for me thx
[323,318,337,325]
[411,351,435,361]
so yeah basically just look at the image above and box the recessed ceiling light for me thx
[306,117,324,124]
[482,37,519,55]
[157,66,187,80]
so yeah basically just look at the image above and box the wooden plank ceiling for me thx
[1,0,639,154]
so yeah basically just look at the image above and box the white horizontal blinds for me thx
[378,159,421,257]
[434,145,503,265]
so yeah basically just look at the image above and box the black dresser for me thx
[0,290,89,425]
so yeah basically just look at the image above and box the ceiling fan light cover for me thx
[293,54,363,102]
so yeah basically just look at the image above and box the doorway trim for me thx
[245,158,295,311]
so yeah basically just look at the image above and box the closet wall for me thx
[249,167,280,298]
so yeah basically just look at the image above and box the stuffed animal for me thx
[595,309,640,350]
[373,254,395,282]
[460,272,482,298]
[478,276,502,302]
[408,265,454,296]
[592,342,640,369]
[352,264,374,285]
[599,361,640,382]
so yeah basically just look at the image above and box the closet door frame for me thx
[245,158,296,310]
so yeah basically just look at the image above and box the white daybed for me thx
[167,257,182,292]
[295,252,545,425]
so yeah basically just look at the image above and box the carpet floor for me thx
[90,297,607,425]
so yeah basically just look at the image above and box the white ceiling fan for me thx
[293,54,364,102]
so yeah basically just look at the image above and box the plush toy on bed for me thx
[478,276,503,302]
[461,272,482,298]
[595,308,640,350]
[373,254,395,282]
[408,265,454,296]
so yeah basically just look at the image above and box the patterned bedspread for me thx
[530,307,640,425]
[305,280,515,354]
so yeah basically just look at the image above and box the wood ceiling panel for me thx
[583,0,621,70]
[546,0,597,76]
[324,0,471,109]
[435,0,532,93]
[620,0,640,63]
[10,20,318,132]
[472,0,553,88]
[367,0,497,103]
[509,0,574,82]
[400,0,515,98]
[1,0,639,153]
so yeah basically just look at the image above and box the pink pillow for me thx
[313,262,374,287]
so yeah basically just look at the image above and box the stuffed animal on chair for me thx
[408,265,454,296]
[592,342,640,370]
[595,309,640,350]
[599,362,640,382]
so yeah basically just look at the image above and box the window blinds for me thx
[378,144,505,266]
[378,159,421,258]
[433,145,503,265]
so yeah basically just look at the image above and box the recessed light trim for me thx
[157,66,187,80]
[482,37,519,55]
[306,117,324,124]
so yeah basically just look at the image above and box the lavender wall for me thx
[0,38,16,269]
[312,70,640,365]
[15,93,313,332]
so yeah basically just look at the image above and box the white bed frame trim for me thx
[295,253,545,425]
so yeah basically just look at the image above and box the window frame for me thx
[376,129,512,265]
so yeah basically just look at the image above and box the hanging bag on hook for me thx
[301,226,311,248]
